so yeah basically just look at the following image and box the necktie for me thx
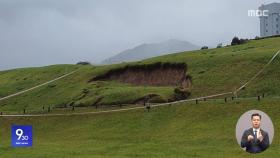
[254,130,257,141]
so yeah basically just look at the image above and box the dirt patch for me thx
[90,62,191,88]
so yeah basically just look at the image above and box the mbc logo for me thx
[248,10,269,17]
[11,125,33,147]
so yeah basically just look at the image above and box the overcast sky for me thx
[0,0,279,70]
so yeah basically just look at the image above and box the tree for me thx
[201,46,208,50]
[231,36,248,46]
[231,37,240,45]
[76,61,91,65]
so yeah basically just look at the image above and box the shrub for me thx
[201,46,208,50]
[231,36,248,46]
[77,61,91,65]
[231,37,240,45]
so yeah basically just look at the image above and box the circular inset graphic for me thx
[236,110,274,154]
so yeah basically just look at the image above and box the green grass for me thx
[0,98,279,157]
[142,37,280,97]
[1,37,280,157]
[0,64,78,97]
[1,37,280,113]
[0,64,175,113]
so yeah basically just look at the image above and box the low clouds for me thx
[0,0,278,70]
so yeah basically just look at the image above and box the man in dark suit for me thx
[241,113,270,153]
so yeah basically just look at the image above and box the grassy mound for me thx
[0,37,280,113]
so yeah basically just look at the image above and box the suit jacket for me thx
[241,128,270,153]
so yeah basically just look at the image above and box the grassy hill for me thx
[1,37,280,113]
[0,37,280,157]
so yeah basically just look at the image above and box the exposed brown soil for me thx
[90,62,191,88]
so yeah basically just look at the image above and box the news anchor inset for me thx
[236,110,274,154]
[240,113,269,153]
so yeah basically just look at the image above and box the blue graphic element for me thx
[11,125,33,147]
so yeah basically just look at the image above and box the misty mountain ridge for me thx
[102,39,200,64]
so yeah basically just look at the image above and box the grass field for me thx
[1,37,280,113]
[0,98,279,157]
[0,37,280,157]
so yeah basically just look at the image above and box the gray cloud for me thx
[0,0,279,70]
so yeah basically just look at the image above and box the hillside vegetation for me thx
[0,37,280,113]
[0,37,280,157]
[0,98,279,157]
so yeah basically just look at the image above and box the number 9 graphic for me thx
[16,129,23,140]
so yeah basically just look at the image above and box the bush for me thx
[231,37,240,45]
[76,61,91,65]
[201,46,208,50]
[231,36,248,46]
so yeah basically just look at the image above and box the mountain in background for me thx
[102,39,200,64]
